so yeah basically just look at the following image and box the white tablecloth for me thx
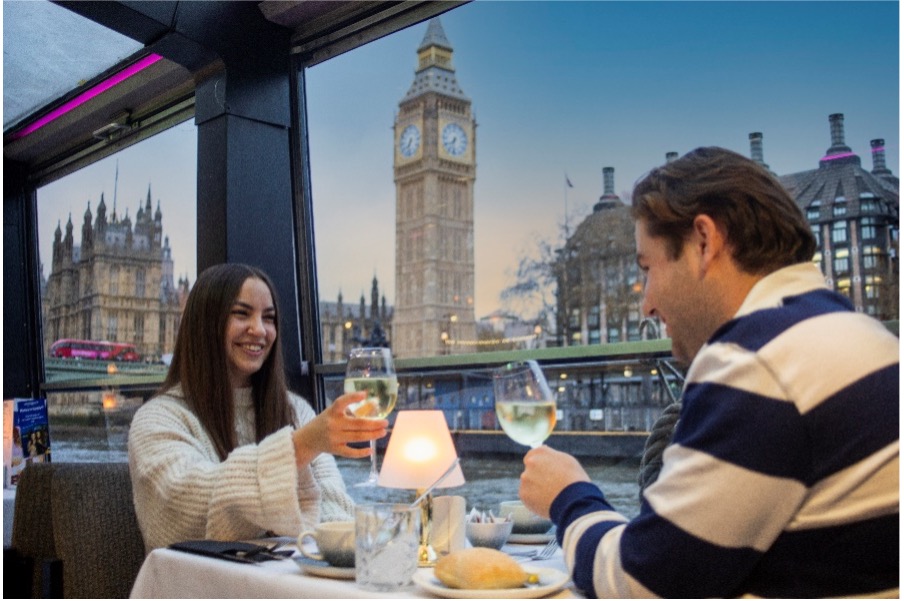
[130,539,580,599]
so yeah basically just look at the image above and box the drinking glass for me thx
[355,503,420,591]
[492,360,556,448]
[345,347,398,487]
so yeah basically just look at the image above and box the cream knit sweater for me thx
[128,387,355,552]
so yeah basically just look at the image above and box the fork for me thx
[533,537,559,560]
[511,537,558,561]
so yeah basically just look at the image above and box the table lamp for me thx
[378,410,465,566]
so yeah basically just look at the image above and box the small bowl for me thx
[466,520,513,550]
[499,500,553,535]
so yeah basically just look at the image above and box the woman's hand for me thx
[291,392,388,466]
[519,445,591,518]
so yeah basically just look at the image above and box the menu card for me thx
[5,398,51,487]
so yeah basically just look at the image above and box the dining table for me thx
[129,535,583,599]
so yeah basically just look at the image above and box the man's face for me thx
[634,219,717,364]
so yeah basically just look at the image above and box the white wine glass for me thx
[492,360,556,449]
[345,347,399,487]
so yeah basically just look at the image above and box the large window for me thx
[305,1,898,360]
[37,124,196,460]
[3,1,143,131]
[6,1,898,462]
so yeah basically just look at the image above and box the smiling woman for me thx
[126,263,387,552]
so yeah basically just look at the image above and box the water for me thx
[52,439,643,519]
[337,454,642,519]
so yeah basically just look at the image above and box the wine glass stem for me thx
[368,440,378,480]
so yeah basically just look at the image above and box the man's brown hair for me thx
[631,147,816,274]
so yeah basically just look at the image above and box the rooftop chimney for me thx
[748,132,769,170]
[829,114,847,149]
[602,167,615,196]
[593,167,620,212]
[820,113,859,167]
[665,152,678,163]
[870,139,892,176]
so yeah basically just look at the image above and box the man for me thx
[519,147,899,598]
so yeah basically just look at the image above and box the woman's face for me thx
[224,277,277,388]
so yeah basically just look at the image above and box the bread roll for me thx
[434,548,528,590]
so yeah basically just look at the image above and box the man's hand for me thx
[519,445,591,518]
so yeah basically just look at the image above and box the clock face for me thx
[442,123,468,157]
[399,124,420,158]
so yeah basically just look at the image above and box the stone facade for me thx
[42,187,188,361]
[779,114,899,319]
[557,167,649,347]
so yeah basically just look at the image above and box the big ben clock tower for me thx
[393,18,477,359]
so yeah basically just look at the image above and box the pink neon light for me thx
[11,53,163,140]
[820,152,856,161]
[871,147,885,153]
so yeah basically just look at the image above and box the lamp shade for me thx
[378,410,465,489]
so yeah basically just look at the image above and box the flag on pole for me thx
[565,174,574,188]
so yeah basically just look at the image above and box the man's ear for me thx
[691,214,726,275]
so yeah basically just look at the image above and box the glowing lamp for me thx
[102,391,118,410]
[378,410,465,565]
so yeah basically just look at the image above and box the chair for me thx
[8,463,62,598]
[50,462,146,598]
[7,462,146,598]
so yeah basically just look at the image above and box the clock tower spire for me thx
[392,17,477,359]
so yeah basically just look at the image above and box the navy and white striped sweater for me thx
[550,263,899,598]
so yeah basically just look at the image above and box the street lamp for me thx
[440,313,458,355]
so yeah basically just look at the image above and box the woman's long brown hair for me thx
[160,263,296,460]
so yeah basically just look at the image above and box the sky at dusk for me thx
[33,1,899,319]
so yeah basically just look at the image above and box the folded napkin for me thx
[169,540,291,564]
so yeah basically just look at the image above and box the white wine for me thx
[495,401,556,448]
[344,376,399,419]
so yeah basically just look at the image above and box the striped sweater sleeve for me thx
[550,288,899,598]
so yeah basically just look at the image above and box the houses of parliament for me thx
[42,188,188,362]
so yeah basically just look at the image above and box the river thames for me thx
[54,440,643,518]
[337,454,642,518]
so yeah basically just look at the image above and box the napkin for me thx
[430,495,466,555]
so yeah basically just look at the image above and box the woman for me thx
[128,263,385,551]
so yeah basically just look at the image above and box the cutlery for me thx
[235,542,294,562]
[511,537,558,561]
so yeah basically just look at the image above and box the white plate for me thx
[413,566,569,599]
[507,532,555,544]
[295,555,355,579]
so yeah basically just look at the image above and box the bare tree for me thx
[501,196,644,346]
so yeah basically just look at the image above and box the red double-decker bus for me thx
[49,339,142,362]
